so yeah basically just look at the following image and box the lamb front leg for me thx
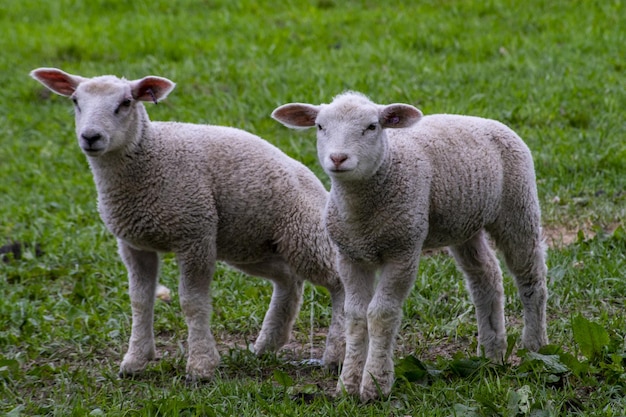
[177,247,220,381]
[118,241,159,376]
[336,257,376,397]
[360,259,419,402]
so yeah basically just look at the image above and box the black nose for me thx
[81,133,102,146]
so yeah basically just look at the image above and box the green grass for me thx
[1,0,626,415]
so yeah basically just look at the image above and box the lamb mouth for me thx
[82,147,105,156]
[329,167,352,173]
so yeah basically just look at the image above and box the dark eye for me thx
[362,123,377,135]
[71,97,80,111]
[115,98,132,114]
[317,124,323,131]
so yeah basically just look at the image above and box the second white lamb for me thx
[272,91,548,401]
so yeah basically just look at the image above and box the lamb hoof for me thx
[360,372,392,402]
[335,379,360,398]
[185,373,212,385]
[322,359,341,375]
[322,347,344,374]
[119,350,154,377]
[185,352,219,382]
[359,387,381,403]
[253,335,286,356]
[522,334,548,353]
[119,360,147,378]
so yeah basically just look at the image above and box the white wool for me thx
[273,91,548,401]
[30,68,346,381]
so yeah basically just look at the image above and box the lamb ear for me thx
[379,104,423,129]
[130,76,176,104]
[271,103,321,129]
[30,68,86,97]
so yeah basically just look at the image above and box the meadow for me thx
[1,0,625,415]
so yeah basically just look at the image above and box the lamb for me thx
[29,68,345,381]
[272,91,548,401]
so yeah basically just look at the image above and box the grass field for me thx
[1,0,626,415]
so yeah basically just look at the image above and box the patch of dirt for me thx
[542,221,621,248]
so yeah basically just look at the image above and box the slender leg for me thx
[278,224,347,370]
[231,260,305,355]
[298,260,346,370]
[320,280,346,370]
[237,253,346,370]
[494,229,548,351]
[254,278,304,354]
[118,241,159,376]
[177,246,220,381]
[336,256,376,397]
[450,231,507,361]
[360,258,418,402]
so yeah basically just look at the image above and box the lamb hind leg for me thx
[232,261,305,356]
[303,267,346,370]
[118,242,159,376]
[496,230,548,351]
[254,278,304,355]
[450,231,507,362]
[320,281,346,370]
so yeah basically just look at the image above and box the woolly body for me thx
[272,92,548,401]
[30,68,346,381]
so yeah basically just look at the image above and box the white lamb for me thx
[272,92,548,401]
[30,68,346,381]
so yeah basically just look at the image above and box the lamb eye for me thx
[317,124,323,131]
[115,99,132,114]
[71,97,80,111]
[362,123,377,135]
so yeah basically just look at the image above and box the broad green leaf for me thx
[448,357,485,378]
[525,352,569,374]
[395,355,428,383]
[273,369,294,388]
[508,385,532,415]
[557,351,589,377]
[572,315,610,360]
[452,403,481,417]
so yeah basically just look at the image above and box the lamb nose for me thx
[81,133,102,145]
[330,153,348,167]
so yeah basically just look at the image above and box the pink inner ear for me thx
[132,77,174,102]
[33,70,78,96]
[147,88,158,104]
[389,115,400,125]
[136,84,157,102]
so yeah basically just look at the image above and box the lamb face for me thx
[315,99,385,181]
[30,68,175,157]
[272,91,423,182]
[72,78,139,156]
